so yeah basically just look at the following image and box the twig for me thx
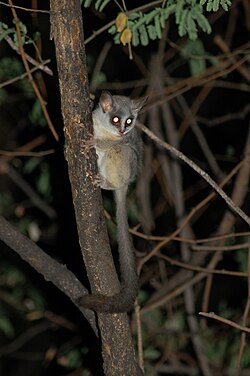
[159,253,247,278]
[8,0,58,140]
[202,125,250,317]
[0,1,50,13]
[0,216,97,335]
[142,271,205,313]
[1,162,57,219]
[175,87,223,179]
[90,41,112,92]
[214,35,250,82]
[2,32,53,76]
[135,301,144,373]
[197,103,250,127]
[0,149,54,157]
[0,321,53,356]
[84,0,163,45]
[138,156,248,271]
[198,312,250,334]
[236,241,250,375]
[130,228,250,243]
[192,243,249,252]
[138,122,250,226]
[145,55,250,113]
[0,60,52,89]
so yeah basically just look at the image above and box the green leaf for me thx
[128,12,141,21]
[212,0,220,11]
[94,0,102,11]
[0,316,15,338]
[108,25,116,35]
[98,0,111,12]
[175,0,185,24]
[221,0,231,11]
[132,15,147,32]
[145,9,160,25]
[154,15,162,39]
[23,157,40,174]
[193,6,212,34]
[178,8,188,37]
[132,28,139,47]
[187,12,198,40]
[207,0,214,11]
[13,21,28,46]
[139,24,149,46]
[95,0,110,11]
[0,23,15,41]
[36,163,51,196]
[113,33,121,45]
[62,349,82,369]
[147,25,157,41]
[82,0,93,7]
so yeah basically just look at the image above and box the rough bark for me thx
[50,0,142,375]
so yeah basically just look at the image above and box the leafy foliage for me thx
[0,21,41,48]
[200,0,232,12]
[83,0,232,45]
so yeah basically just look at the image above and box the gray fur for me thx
[79,91,146,312]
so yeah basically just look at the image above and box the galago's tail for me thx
[78,188,138,313]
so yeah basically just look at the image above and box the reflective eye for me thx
[111,116,120,125]
[126,118,133,126]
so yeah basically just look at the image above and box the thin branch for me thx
[135,301,144,372]
[192,243,249,252]
[2,32,53,76]
[0,162,56,219]
[202,125,250,317]
[0,60,52,89]
[0,216,97,335]
[142,272,205,313]
[138,122,250,225]
[214,35,250,82]
[198,312,250,334]
[159,253,247,278]
[84,0,164,45]
[0,321,53,356]
[0,1,50,13]
[197,103,250,127]
[8,0,58,140]
[89,41,112,93]
[0,149,54,157]
[130,228,250,243]
[138,156,248,271]
[236,241,250,375]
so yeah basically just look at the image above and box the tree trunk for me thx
[50,0,142,374]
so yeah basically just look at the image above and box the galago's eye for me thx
[125,118,133,126]
[111,116,120,125]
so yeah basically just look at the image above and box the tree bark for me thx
[50,0,142,375]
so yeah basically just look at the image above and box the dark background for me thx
[0,1,249,375]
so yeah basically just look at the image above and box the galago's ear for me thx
[132,96,148,113]
[99,91,113,113]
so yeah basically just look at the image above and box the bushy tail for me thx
[79,188,138,313]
